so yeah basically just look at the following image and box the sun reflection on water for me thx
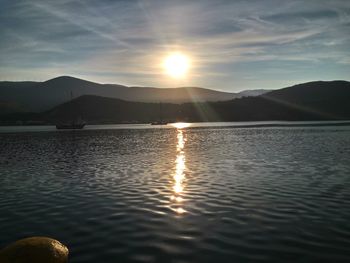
[171,126,188,214]
[171,122,190,129]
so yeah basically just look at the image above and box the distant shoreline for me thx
[1,120,350,133]
[204,121,350,128]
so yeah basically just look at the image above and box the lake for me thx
[1,122,350,262]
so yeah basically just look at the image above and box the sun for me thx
[163,53,190,78]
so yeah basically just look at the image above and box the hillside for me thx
[1,79,349,124]
[0,76,268,112]
[38,80,350,124]
[45,96,180,124]
[261,80,350,120]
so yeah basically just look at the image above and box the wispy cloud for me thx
[0,0,349,90]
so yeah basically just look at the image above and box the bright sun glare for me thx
[171,122,190,129]
[163,53,190,78]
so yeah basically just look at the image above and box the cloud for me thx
[0,0,349,90]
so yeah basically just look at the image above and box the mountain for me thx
[0,81,39,113]
[237,89,270,97]
[0,77,128,112]
[260,80,350,120]
[210,80,350,121]
[1,79,349,124]
[32,80,348,124]
[45,96,180,124]
[0,76,269,113]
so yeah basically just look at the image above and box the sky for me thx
[0,0,349,91]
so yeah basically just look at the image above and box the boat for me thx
[150,103,168,125]
[55,91,86,129]
[151,121,168,125]
[56,122,85,130]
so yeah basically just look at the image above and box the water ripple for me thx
[0,127,350,262]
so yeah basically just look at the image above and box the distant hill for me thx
[34,80,349,124]
[0,81,39,113]
[0,76,269,112]
[209,80,350,121]
[45,96,180,124]
[1,79,349,124]
[260,80,350,120]
[237,89,270,97]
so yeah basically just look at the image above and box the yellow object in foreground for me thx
[0,237,68,263]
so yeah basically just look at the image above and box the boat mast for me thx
[159,102,162,122]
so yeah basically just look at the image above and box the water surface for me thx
[1,123,350,262]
